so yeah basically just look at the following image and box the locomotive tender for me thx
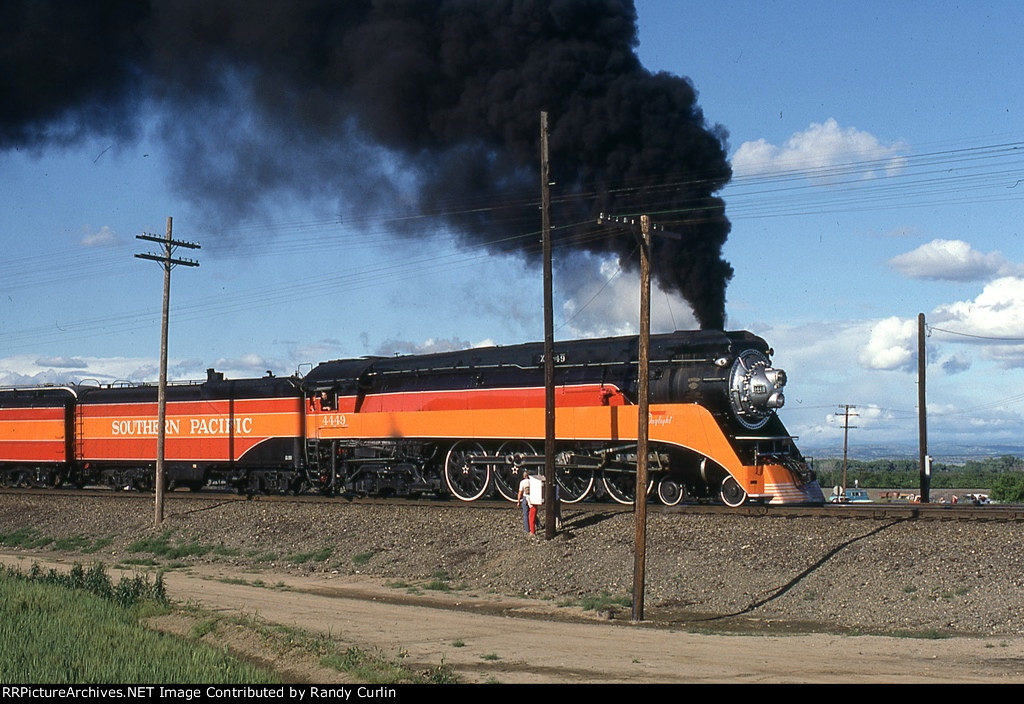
[0,330,824,506]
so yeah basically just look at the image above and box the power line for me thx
[4,133,1024,357]
[928,325,1024,342]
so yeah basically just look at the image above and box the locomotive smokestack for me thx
[0,0,733,328]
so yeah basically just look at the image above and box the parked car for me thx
[829,487,871,503]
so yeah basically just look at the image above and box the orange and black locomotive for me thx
[0,330,824,506]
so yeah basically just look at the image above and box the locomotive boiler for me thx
[302,329,823,506]
[0,330,824,506]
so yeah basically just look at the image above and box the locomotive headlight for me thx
[728,349,789,429]
[765,369,787,389]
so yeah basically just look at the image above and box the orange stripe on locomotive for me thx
[0,399,72,464]
[319,383,627,414]
[78,397,303,462]
[309,397,785,502]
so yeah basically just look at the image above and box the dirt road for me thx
[3,553,1022,684]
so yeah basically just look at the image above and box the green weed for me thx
[127,531,237,560]
[352,550,377,566]
[52,535,114,553]
[284,547,333,564]
[0,528,53,549]
[577,591,632,611]
[319,645,453,684]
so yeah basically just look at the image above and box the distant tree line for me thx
[811,455,1024,502]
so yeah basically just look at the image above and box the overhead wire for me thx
[4,132,1024,355]
[928,326,1024,342]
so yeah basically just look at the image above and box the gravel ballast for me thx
[0,492,1021,637]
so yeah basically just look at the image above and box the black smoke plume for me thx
[1,0,733,328]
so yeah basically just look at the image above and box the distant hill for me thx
[798,442,1024,464]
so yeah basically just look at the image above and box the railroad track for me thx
[685,501,1024,521]
[3,486,1022,522]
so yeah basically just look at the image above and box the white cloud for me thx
[80,225,117,247]
[0,354,224,387]
[923,277,1024,368]
[751,318,1016,451]
[732,118,906,180]
[372,337,488,356]
[760,321,864,387]
[1,355,147,386]
[34,356,87,369]
[889,239,1024,282]
[932,277,1024,339]
[820,404,893,432]
[208,353,281,378]
[940,353,972,375]
[859,316,917,371]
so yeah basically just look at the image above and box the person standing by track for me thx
[517,469,535,534]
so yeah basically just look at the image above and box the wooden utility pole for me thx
[835,404,857,492]
[633,214,651,622]
[540,111,558,539]
[135,217,200,526]
[596,213,680,622]
[918,313,930,503]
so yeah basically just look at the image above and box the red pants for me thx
[528,505,537,534]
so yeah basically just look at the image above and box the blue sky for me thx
[2,1,1024,457]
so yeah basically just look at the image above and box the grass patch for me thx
[213,577,288,591]
[425,570,466,592]
[0,528,53,549]
[17,561,168,608]
[218,577,250,586]
[53,535,114,553]
[428,659,458,684]
[127,531,239,561]
[322,646,428,684]
[481,653,500,661]
[283,547,333,564]
[574,591,632,611]
[890,629,954,640]
[352,550,377,567]
[385,570,469,594]
[192,618,219,639]
[0,562,276,683]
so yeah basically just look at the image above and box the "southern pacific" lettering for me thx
[110,417,253,436]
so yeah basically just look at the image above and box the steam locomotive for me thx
[0,330,824,506]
